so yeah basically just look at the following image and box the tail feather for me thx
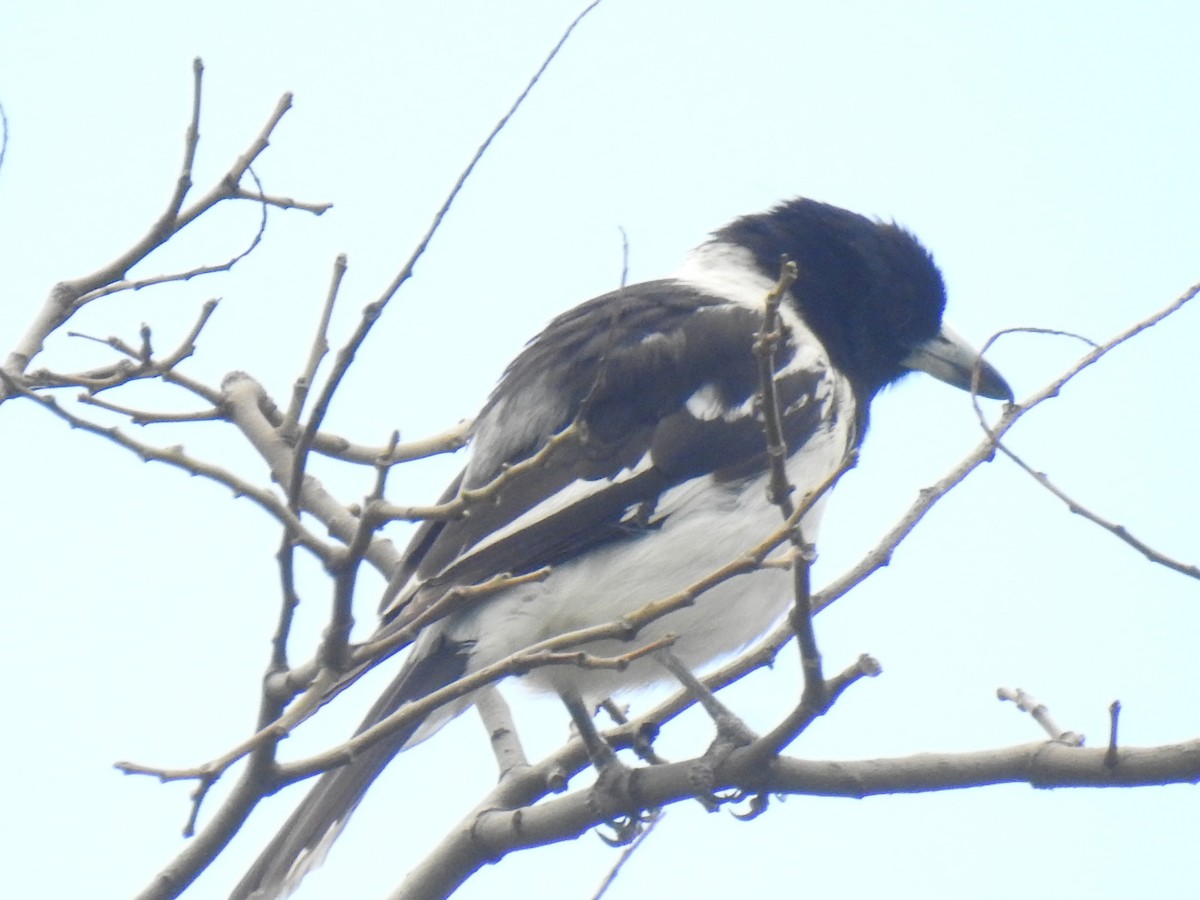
[231,635,472,900]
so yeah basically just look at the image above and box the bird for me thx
[233,197,1011,899]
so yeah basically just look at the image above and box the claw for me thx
[730,792,771,821]
[596,810,653,846]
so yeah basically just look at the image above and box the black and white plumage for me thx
[234,198,1011,899]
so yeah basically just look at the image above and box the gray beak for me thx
[901,325,1012,401]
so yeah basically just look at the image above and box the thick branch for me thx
[394,737,1200,899]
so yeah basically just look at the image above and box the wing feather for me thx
[385,280,838,621]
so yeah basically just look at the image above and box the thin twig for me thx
[997,687,1085,746]
[273,255,351,678]
[239,567,559,760]
[30,291,216,390]
[617,225,630,288]
[973,322,1200,582]
[3,376,335,559]
[746,654,882,761]
[231,186,331,214]
[1105,700,1122,769]
[284,253,347,438]
[298,0,607,478]
[303,418,472,466]
[354,568,553,667]
[995,443,1199,580]
[75,166,272,306]
[753,258,800,516]
[752,258,827,706]
[377,423,585,609]
[321,431,402,671]
[78,394,223,424]
[2,60,324,388]
[279,634,670,785]
[590,810,664,900]
[817,278,1200,619]
[0,100,9,177]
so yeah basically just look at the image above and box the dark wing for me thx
[383,279,838,621]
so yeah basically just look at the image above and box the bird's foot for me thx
[655,650,762,808]
[589,757,652,846]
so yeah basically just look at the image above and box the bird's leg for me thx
[563,694,621,768]
[600,698,666,765]
[562,693,648,845]
[655,650,758,748]
[655,650,760,805]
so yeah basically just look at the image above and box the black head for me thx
[714,198,1007,403]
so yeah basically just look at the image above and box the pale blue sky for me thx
[1,2,1197,898]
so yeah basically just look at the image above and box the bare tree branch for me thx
[220,372,402,576]
[1,375,336,558]
[0,100,9,178]
[302,418,472,466]
[296,0,608,464]
[77,165,273,305]
[393,733,1200,900]
[5,6,1194,897]
[283,253,347,438]
[997,687,1085,746]
[996,442,1200,580]
[117,10,612,895]
[0,59,326,390]
[970,297,1200,583]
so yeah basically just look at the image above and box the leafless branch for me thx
[278,636,672,786]
[353,568,553,669]
[372,422,581,531]
[230,184,331,214]
[77,166,273,305]
[1106,700,1122,769]
[997,687,1085,746]
[754,257,801,516]
[305,418,473,466]
[477,686,531,779]
[283,253,347,437]
[998,441,1198,580]
[297,0,607,471]
[970,311,1200,583]
[2,375,334,559]
[0,59,326,391]
[219,372,402,575]
[78,394,224,424]
[321,431,402,671]
[116,12,610,894]
[23,298,219,397]
[5,4,1190,895]
[751,258,851,713]
[393,732,1200,899]
[0,100,8,177]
